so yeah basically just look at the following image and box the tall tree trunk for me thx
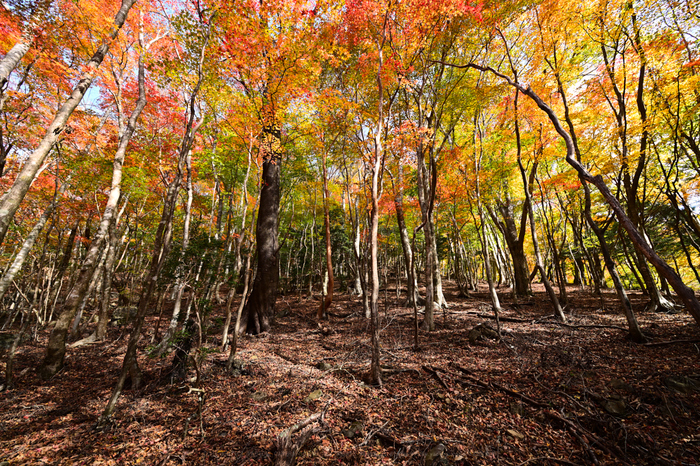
[416,143,436,331]
[450,213,470,297]
[37,43,147,379]
[222,191,256,349]
[98,162,180,424]
[318,149,333,320]
[471,110,501,330]
[551,68,647,342]
[227,252,253,370]
[97,16,211,424]
[93,221,120,341]
[475,188,501,335]
[535,174,569,305]
[367,36,388,387]
[430,225,448,308]
[0,174,69,299]
[155,150,194,354]
[0,0,53,90]
[0,0,137,246]
[513,93,567,322]
[240,102,282,335]
[352,193,364,298]
[393,166,420,307]
[460,62,700,327]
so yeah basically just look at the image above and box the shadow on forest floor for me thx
[1,282,699,465]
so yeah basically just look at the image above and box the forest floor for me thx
[1,282,699,465]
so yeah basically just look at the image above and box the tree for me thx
[37,11,163,378]
[449,57,700,328]
[98,4,213,424]
[0,0,138,246]
[220,0,331,334]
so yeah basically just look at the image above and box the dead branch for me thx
[422,365,451,390]
[541,321,628,332]
[475,312,530,323]
[275,406,328,466]
[642,338,700,347]
[448,364,630,465]
[451,364,547,408]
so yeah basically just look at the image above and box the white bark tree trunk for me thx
[0,0,137,246]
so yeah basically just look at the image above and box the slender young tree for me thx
[318,143,334,320]
[98,8,212,424]
[0,0,53,90]
[514,92,567,322]
[448,59,700,327]
[471,110,502,334]
[0,0,137,246]
[37,18,157,378]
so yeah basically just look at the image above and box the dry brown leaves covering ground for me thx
[1,283,699,465]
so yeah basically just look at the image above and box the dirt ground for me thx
[1,283,699,465]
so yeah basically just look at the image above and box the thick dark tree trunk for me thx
[490,196,532,297]
[240,108,282,335]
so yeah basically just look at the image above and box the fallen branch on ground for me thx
[443,364,631,465]
[642,339,700,347]
[422,365,450,390]
[540,321,628,332]
[275,403,330,466]
[475,312,530,323]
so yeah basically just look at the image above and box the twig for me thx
[565,424,599,465]
[541,321,628,332]
[360,420,390,447]
[516,456,584,466]
[642,338,700,347]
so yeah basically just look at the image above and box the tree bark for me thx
[454,61,700,327]
[97,15,211,424]
[475,183,501,335]
[318,148,333,320]
[240,102,282,335]
[416,143,436,331]
[37,41,146,379]
[393,165,420,307]
[93,221,120,341]
[0,0,52,90]
[549,65,647,342]
[0,0,137,246]
[513,93,566,322]
[490,190,532,298]
[155,150,194,354]
[0,174,69,299]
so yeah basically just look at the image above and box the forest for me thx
[0,0,699,464]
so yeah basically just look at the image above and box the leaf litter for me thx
[1,283,699,465]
